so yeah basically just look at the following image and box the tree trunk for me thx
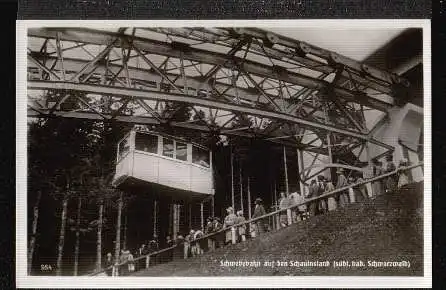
[73,197,82,276]
[28,190,42,275]
[114,192,123,275]
[96,199,104,272]
[56,196,68,276]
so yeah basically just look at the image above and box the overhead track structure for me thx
[27,27,410,156]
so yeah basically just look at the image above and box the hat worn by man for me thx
[255,198,263,204]
[226,206,234,213]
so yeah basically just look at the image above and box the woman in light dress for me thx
[398,158,410,189]
[223,207,238,244]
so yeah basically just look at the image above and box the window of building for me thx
[192,145,210,168]
[135,133,158,153]
[176,141,188,161]
[163,137,174,158]
[118,136,130,160]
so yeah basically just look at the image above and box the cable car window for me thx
[176,141,188,161]
[162,137,174,158]
[135,133,158,153]
[118,136,130,160]
[192,145,210,168]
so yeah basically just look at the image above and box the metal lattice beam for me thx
[27,27,404,157]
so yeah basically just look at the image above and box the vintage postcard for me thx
[16,19,431,288]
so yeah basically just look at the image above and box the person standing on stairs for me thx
[205,217,215,251]
[325,177,336,211]
[279,192,290,227]
[336,168,349,207]
[119,249,131,276]
[173,232,184,261]
[104,252,113,276]
[397,158,410,189]
[372,160,384,198]
[317,175,327,214]
[289,191,300,222]
[192,229,204,256]
[212,217,224,248]
[165,235,174,262]
[354,172,369,202]
[184,230,194,259]
[307,180,318,216]
[223,207,238,245]
[384,154,397,193]
[236,210,247,242]
[128,250,135,274]
[252,198,267,236]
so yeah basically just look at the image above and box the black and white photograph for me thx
[17,20,431,288]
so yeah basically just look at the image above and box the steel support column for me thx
[283,146,289,195]
[230,145,235,210]
[239,160,244,214]
[247,177,252,219]
[297,149,306,195]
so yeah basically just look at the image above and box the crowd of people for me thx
[103,237,161,276]
[275,155,412,228]
[102,155,412,276]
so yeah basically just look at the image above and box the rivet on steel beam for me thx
[329,52,340,63]
[262,38,274,48]
[266,32,279,44]
[232,28,243,35]
[298,42,311,54]
[361,63,371,74]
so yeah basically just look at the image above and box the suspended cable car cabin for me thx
[113,129,214,199]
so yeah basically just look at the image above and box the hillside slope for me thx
[133,182,423,276]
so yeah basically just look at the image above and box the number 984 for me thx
[40,264,53,271]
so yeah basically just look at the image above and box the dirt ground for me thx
[132,182,423,276]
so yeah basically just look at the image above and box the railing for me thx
[89,162,423,276]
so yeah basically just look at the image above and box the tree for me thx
[27,189,41,275]
[28,117,97,275]
[29,83,136,275]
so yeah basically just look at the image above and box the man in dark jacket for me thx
[172,232,184,261]
[205,217,215,251]
[336,168,349,207]
[213,217,224,248]
[164,235,174,262]
[252,198,266,236]
[307,180,318,216]
[317,175,327,214]
[384,154,397,193]
[104,252,113,276]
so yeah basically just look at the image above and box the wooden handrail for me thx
[89,162,423,276]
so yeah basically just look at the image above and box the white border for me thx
[16,19,432,288]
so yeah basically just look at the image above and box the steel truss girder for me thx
[230,28,409,87]
[28,28,393,112]
[27,108,329,155]
[27,55,324,118]
[28,80,393,152]
[154,27,395,95]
